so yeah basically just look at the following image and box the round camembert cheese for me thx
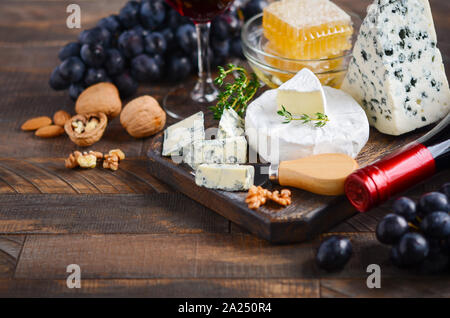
[245,86,370,162]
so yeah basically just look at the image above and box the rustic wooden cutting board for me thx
[147,114,428,243]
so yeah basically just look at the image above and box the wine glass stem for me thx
[191,22,218,103]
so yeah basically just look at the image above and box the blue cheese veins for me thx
[195,164,255,191]
[162,111,205,156]
[341,0,450,135]
[184,136,248,169]
[217,108,245,139]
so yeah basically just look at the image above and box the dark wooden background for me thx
[0,0,449,297]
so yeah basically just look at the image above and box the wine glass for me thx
[164,0,235,119]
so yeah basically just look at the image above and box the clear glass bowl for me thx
[241,10,362,88]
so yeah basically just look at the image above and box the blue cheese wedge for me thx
[276,68,328,117]
[184,136,247,169]
[341,0,450,135]
[217,108,245,139]
[195,164,254,191]
[162,111,205,156]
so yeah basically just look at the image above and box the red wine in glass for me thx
[166,0,234,23]
[163,0,235,119]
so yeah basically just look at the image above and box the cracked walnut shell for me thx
[64,112,107,147]
[120,95,166,138]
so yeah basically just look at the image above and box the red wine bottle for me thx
[345,114,450,212]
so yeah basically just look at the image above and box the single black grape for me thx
[211,16,229,41]
[420,211,450,238]
[243,0,269,20]
[104,49,125,76]
[118,30,144,58]
[444,237,450,254]
[389,245,406,268]
[80,43,106,68]
[132,25,150,38]
[167,55,192,82]
[230,37,244,58]
[176,24,197,54]
[439,183,450,198]
[140,0,166,30]
[419,252,449,274]
[97,15,122,35]
[144,32,167,55]
[49,66,70,90]
[153,54,165,70]
[224,13,243,38]
[58,56,85,83]
[418,192,449,217]
[84,68,109,86]
[68,83,85,101]
[212,38,230,59]
[130,54,161,82]
[160,28,176,50]
[397,233,429,266]
[58,42,81,61]
[376,214,409,245]
[118,1,141,29]
[392,197,417,222]
[164,9,182,30]
[316,236,353,271]
[78,27,111,47]
[113,72,138,98]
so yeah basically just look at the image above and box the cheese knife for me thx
[253,153,359,196]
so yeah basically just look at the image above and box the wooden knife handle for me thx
[278,153,359,196]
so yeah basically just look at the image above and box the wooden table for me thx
[0,0,449,298]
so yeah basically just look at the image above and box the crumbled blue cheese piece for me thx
[195,164,255,191]
[341,0,450,135]
[217,108,245,139]
[184,136,247,169]
[162,111,205,156]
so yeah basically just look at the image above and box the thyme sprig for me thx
[210,63,260,120]
[277,106,329,127]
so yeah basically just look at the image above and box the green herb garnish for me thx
[210,63,260,120]
[277,106,329,127]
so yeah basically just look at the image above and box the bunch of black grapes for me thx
[49,0,268,100]
[376,183,450,273]
[316,183,450,273]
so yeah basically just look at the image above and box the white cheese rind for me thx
[341,0,450,135]
[276,68,328,117]
[217,108,245,139]
[195,164,255,191]
[162,111,205,156]
[184,136,248,170]
[245,87,369,162]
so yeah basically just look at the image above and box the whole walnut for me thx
[75,82,122,118]
[120,95,166,138]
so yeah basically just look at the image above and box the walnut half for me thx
[65,151,100,169]
[64,112,107,147]
[103,149,125,171]
[245,186,292,210]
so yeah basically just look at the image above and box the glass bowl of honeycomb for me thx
[242,0,362,89]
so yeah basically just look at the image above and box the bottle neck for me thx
[345,143,436,212]
[345,114,449,212]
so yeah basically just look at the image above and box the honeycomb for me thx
[263,0,353,59]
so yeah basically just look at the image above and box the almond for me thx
[35,125,65,138]
[53,110,71,127]
[21,116,52,131]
